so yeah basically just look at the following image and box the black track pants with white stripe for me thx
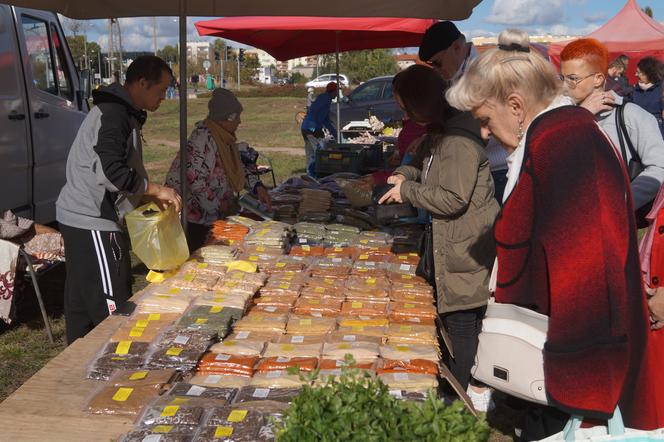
[60,223,131,344]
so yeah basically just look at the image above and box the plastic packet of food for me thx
[131,312,181,324]
[388,301,438,321]
[255,357,318,373]
[161,382,237,406]
[276,334,327,345]
[137,403,206,427]
[177,260,228,278]
[121,426,198,442]
[322,341,380,362]
[87,341,151,380]
[389,253,421,266]
[340,300,389,317]
[386,323,438,346]
[248,304,292,315]
[377,373,439,392]
[293,296,342,317]
[387,272,429,285]
[108,369,178,388]
[299,285,345,299]
[153,328,217,351]
[209,340,266,357]
[289,244,326,257]
[318,358,376,371]
[389,291,434,305]
[232,314,287,335]
[379,343,441,362]
[377,359,440,376]
[110,322,170,344]
[85,384,161,416]
[226,330,282,343]
[233,387,301,405]
[262,342,322,359]
[249,370,308,389]
[197,353,258,377]
[387,262,418,276]
[189,373,251,389]
[285,315,335,335]
[325,332,384,346]
[191,294,248,312]
[169,272,219,291]
[252,295,298,309]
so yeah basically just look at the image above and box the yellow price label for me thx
[197,263,209,269]
[213,297,226,302]
[338,343,352,349]
[281,344,295,351]
[223,341,236,347]
[404,284,414,289]
[248,256,259,262]
[210,306,223,313]
[184,273,195,282]
[396,345,410,352]
[279,284,290,290]
[153,425,174,434]
[402,275,413,280]
[276,262,286,268]
[129,371,148,380]
[302,245,311,251]
[112,387,133,402]
[256,246,266,252]
[315,287,325,293]
[334,247,343,252]
[399,255,407,260]
[129,327,144,337]
[367,278,377,285]
[215,426,234,437]
[404,303,415,309]
[351,326,365,331]
[161,405,179,417]
[299,319,312,326]
[148,313,161,321]
[324,278,334,284]
[115,341,132,355]
[351,302,363,308]
[359,254,369,260]
[168,287,181,295]
[360,239,369,244]
[227,409,248,423]
[195,318,208,324]
[166,347,183,356]
[308,299,320,305]
[399,325,413,332]
[135,319,149,328]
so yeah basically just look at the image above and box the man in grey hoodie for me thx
[57,56,181,343]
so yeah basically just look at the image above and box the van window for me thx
[382,82,394,100]
[21,16,72,100]
[50,23,73,100]
[350,81,382,103]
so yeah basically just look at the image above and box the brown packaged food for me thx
[318,358,376,371]
[110,323,167,343]
[286,315,336,335]
[248,304,292,315]
[377,359,440,376]
[226,330,282,343]
[386,323,438,346]
[122,426,197,442]
[131,312,181,324]
[189,373,251,388]
[340,300,389,317]
[87,341,150,380]
[387,272,429,285]
[293,296,342,317]
[86,385,160,416]
[139,404,206,426]
[109,369,178,388]
[277,334,327,345]
[389,253,421,266]
[299,286,345,299]
[164,382,237,405]
[389,301,438,321]
[252,294,298,308]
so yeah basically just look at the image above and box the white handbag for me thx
[471,301,549,404]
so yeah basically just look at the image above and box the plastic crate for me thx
[315,147,363,177]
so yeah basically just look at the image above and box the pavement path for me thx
[150,138,304,156]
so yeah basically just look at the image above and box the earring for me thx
[517,120,524,141]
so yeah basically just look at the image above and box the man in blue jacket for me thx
[301,82,337,176]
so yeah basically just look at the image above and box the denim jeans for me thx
[440,305,487,391]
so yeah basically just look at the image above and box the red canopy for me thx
[548,0,664,82]
[195,16,436,61]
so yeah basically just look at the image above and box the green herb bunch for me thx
[275,355,490,442]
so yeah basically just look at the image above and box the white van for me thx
[0,4,90,223]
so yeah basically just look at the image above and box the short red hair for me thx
[560,38,609,74]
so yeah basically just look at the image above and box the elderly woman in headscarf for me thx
[165,88,271,251]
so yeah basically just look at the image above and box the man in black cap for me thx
[419,21,477,83]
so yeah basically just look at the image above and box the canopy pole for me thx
[335,31,341,143]
[179,0,188,236]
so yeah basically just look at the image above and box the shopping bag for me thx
[540,407,664,441]
[125,203,189,270]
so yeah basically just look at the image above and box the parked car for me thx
[306,73,349,89]
[0,4,90,223]
[329,75,402,129]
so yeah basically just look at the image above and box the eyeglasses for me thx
[558,72,598,89]
[426,59,443,69]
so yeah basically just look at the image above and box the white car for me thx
[306,74,349,89]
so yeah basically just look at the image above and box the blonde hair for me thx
[446,29,560,111]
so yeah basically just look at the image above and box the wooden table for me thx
[0,314,135,441]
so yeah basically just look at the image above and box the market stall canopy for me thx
[5,0,482,20]
[195,17,437,61]
[548,0,664,81]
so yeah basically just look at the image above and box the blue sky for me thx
[64,0,663,53]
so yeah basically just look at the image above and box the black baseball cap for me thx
[418,21,463,62]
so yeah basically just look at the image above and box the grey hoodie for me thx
[56,83,149,231]
[597,92,664,209]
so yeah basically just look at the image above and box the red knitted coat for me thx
[494,106,660,428]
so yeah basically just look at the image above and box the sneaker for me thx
[467,386,495,413]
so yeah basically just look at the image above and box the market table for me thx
[0,313,134,442]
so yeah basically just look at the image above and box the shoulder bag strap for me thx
[618,104,641,164]
[615,104,630,165]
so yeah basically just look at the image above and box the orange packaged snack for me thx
[289,245,325,257]
[389,253,421,266]
[389,301,437,321]
[377,359,439,376]
[319,358,376,371]
[340,300,389,317]
[293,296,342,317]
[323,246,356,259]
[197,353,258,377]
[255,356,318,372]
[389,291,434,305]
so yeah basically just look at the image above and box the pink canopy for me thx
[548,0,664,82]
[195,16,436,61]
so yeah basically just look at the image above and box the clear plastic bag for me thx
[125,203,189,271]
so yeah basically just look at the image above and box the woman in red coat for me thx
[447,29,664,437]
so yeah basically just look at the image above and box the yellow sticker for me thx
[404,303,415,309]
[276,262,287,268]
[166,347,183,356]
[184,273,195,282]
[227,409,249,423]
[213,297,226,302]
[351,302,363,309]
[360,239,369,244]
[129,327,145,337]
[256,246,266,252]
[359,254,369,260]
[399,325,413,332]
[402,275,413,280]
[225,281,238,288]
[334,247,343,252]
[396,345,410,352]
[357,268,368,273]
[299,319,312,326]
[129,371,148,381]
[135,319,149,328]
[367,278,377,285]
[282,274,294,281]
[197,263,209,269]
[308,299,320,305]
[153,425,174,434]
[168,287,181,295]
[148,313,161,321]
[279,283,290,290]
[112,387,133,402]
[231,272,244,280]
[210,306,223,313]
[405,295,416,300]
[170,397,190,405]
[115,341,132,355]
[351,326,365,331]
[315,287,325,293]
[302,245,311,251]
[281,344,295,351]
[248,255,259,262]
[338,343,352,349]
[215,426,234,437]
[324,278,334,284]
[196,318,208,324]
[404,284,414,289]
[223,341,236,347]
[161,405,179,417]
[399,255,407,260]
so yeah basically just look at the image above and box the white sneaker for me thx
[467,386,495,413]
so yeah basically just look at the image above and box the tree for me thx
[240,53,261,84]
[643,6,654,17]
[66,36,100,71]
[319,49,398,84]
[290,72,307,84]
[157,45,178,63]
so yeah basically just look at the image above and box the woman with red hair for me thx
[560,38,664,227]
